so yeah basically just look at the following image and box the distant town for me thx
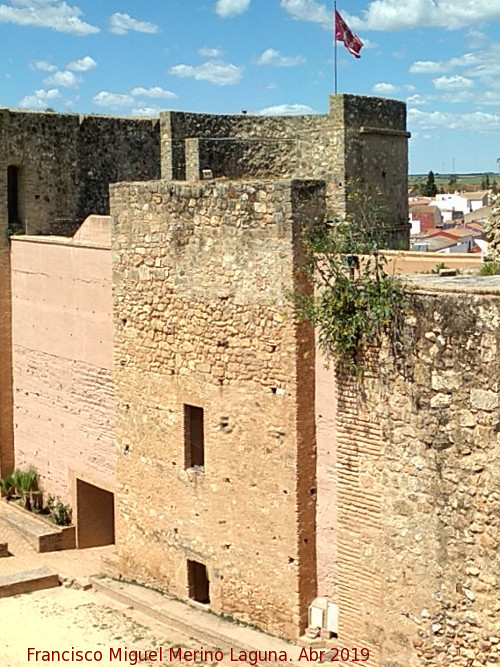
[408,171,498,254]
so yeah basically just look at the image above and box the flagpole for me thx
[334,0,338,94]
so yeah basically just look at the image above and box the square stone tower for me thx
[111,178,324,639]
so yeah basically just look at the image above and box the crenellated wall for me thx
[160,94,410,247]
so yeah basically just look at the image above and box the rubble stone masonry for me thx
[110,178,324,639]
[333,277,500,666]
[0,109,160,236]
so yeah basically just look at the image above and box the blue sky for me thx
[1,0,500,174]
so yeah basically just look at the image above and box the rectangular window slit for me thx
[184,404,204,469]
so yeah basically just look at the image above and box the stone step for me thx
[0,567,59,598]
[92,576,303,667]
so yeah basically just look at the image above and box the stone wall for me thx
[160,110,328,181]
[185,138,297,181]
[332,95,410,249]
[110,178,323,639]
[0,109,160,236]
[328,276,500,666]
[77,115,161,220]
[10,217,115,506]
[0,111,79,236]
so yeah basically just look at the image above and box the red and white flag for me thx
[335,10,363,59]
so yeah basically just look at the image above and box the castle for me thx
[2,95,500,667]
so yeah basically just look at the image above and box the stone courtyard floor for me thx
[0,505,250,667]
[0,504,296,667]
[0,585,247,667]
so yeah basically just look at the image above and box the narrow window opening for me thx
[187,560,210,604]
[7,165,24,233]
[184,404,204,469]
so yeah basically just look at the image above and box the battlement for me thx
[328,93,407,131]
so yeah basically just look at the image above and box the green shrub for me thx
[479,261,500,276]
[290,183,404,374]
[431,262,448,274]
[4,467,39,509]
[46,495,73,526]
[0,474,14,499]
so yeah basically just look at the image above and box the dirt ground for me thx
[0,586,244,667]
[0,508,249,667]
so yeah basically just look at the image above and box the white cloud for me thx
[132,106,161,116]
[408,108,500,133]
[93,91,134,108]
[198,47,222,58]
[347,0,500,31]
[66,55,96,71]
[480,91,500,105]
[255,48,305,67]
[360,37,376,49]
[130,86,177,99]
[256,103,318,115]
[19,87,60,109]
[169,60,243,86]
[413,46,500,80]
[406,93,430,106]
[43,70,80,88]
[432,74,474,90]
[280,0,330,28]
[30,59,56,72]
[92,87,178,111]
[0,0,99,35]
[372,82,398,93]
[409,60,447,74]
[215,0,250,18]
[409,52,483,75]
[466,28,488,48]
[108,12,159,35]
[440,90,475,103]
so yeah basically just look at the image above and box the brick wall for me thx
[0,239,14,478]
[10,219,115,506]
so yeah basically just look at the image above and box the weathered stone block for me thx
[470,389,499,411]
[431,370,461,391]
